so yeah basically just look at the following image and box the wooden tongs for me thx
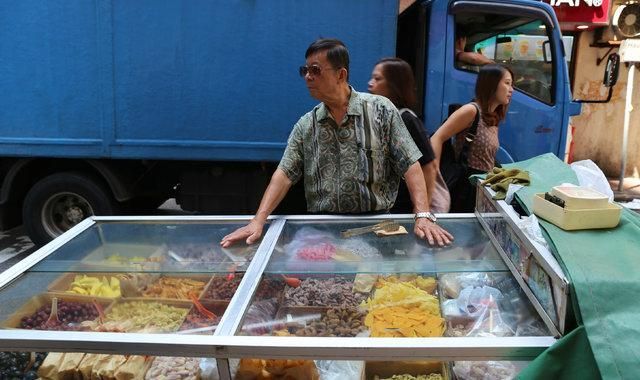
[340,220,400,238]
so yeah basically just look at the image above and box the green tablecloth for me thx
[499,154,640,380]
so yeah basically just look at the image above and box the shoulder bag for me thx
[439,102,481,193]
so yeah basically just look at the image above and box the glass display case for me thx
[0,203,566,380]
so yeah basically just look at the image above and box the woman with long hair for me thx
[430,64,514,212]
[368,57,450,213]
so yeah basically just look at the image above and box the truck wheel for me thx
[23,172,118,245]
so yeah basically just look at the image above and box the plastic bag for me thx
[466,294,515,337]
[439,273,496,299]
[570,159,614,201]
[284,227,337,260]
[336,239,381,259]
[504,184,523,204]
[515,318,548,337]
[240,298,280,335]
[515,214,548,249]
[453,361,518,380]
[200,358,219,380]
[456,286,504,319]
[314,360,363,380]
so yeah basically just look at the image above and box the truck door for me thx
[440,0,571,163]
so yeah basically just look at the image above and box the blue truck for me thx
[0,0,585,244]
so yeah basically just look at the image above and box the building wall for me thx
[570,31,640,177]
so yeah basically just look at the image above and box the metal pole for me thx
[619,63,636,192]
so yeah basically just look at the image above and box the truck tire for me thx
[23,172,118,245]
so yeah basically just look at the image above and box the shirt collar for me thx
[316,86,362,122]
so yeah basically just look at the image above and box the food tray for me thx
[78,243,165,271]
[137,274,211,301]
[533,193,621,230]
[273,306,368,337]
[200,273,245,301]
[280,275,369,308]
[363,361,449,380]
[275,306,329,322]
[47,272,125,298]
[166,242,230,263]
[178,300,228,335]
[102,298,191,333]
[550,186,609,209]
[2,293,114,329]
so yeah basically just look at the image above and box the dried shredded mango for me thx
[363,282,440,315]
[365,306,444,337]
[363,282,444,338]
[375,275,437,294]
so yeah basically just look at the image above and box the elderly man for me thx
[221,38,453,247]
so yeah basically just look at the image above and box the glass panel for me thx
[238,217,549,339]
[238,270,549,338]
[30,221,265,273]
[0,271,227,334]
[266,218,506,274]
[0,220,265,335]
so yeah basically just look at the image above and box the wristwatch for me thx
[415,211,437,223]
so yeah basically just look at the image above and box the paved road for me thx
[0,226,36,273]
[0,199,189,274]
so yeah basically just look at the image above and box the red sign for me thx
[544,0,612,30]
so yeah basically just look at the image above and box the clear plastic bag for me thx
[458,286,503,317]
[570,159,614,201]
[455,286,514,337]
[515,318,548,337]
[466,301,515,337]
[314,360,363,380]
[439,273,496,299]
[284,227,337,261]
[200,358,219,380]
[453,361,518,380]
[240,298,280,335]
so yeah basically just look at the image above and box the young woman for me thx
[430,64,514,212]
[368,57,450,213]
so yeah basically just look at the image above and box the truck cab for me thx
[399,0,581,163]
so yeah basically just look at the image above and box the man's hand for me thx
[220,219,265,248]
[414,218,453,247]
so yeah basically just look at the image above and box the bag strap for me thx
[459,102,481,165]
[399,108,417,118]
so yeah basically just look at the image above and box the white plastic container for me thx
[532,193,622,231]
[550,186,609,210]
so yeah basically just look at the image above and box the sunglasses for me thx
[299,64,336,77]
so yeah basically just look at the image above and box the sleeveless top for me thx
[453,102,499,172]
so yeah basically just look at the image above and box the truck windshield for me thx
[456,17,558,104]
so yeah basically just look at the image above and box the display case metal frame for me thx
[0,213,560,380]
[475,185,569,335]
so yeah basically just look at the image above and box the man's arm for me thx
[220,168,292,247]
[457,51,494,66]
[404,162,454,246]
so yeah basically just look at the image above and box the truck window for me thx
[455,16,556,104]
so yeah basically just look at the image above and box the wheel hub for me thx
[65,206,85,224]
[41,192,95,238]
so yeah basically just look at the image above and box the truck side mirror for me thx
[603,53,620,88]
[574,52,620,103]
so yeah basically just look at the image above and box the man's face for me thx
[302,51,341,101]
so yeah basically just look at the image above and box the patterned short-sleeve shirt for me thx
[278,88,422,213]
